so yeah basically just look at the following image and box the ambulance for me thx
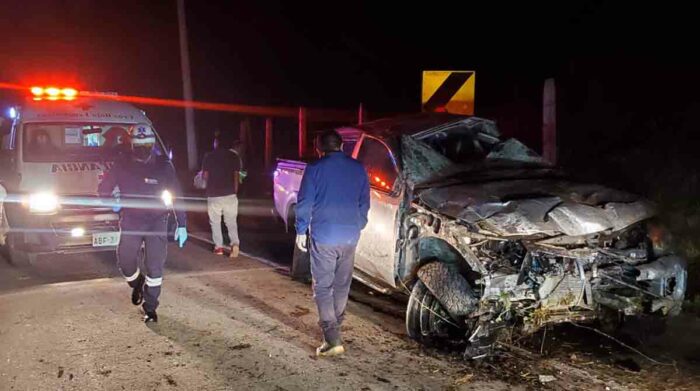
[0,86,170,265]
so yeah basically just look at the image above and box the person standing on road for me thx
[295,130,370,357]
[201,133,241,258]
[98,124,188,323]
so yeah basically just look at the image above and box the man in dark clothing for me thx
[202,134,241,257]
[98,124,188,323]
[295,130,370,357]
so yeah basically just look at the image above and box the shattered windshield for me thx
[405,118,552,185]
[417,119,545,166]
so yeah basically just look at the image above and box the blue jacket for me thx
[295,152,370,245]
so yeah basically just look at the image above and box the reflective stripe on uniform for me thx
[145,275,163,287]
[124,268,141,282]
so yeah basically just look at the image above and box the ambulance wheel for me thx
[6,233,35,268]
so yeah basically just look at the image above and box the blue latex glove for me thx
[175,227,188,248]
[112,198,121,212]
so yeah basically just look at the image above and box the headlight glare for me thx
[161,190,173,207]
[28,192,60,214]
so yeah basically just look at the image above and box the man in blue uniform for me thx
[295,130,370,357]
[98,124,188,323]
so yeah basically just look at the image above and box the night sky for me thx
[1,1,699,169]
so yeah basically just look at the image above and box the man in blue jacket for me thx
[295,130,370,357]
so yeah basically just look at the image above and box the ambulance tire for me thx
[6,233,35,268]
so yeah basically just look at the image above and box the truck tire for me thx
[406,280,430,343]
[406,279,462,346]
[291,240,311,283]
[287,205,312,283]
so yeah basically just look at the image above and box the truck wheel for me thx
[290,241,311,283]
[6,233,35,268]
[406,280,461,346]
[287,205,311,283]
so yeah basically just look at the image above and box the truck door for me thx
[354,136,400,288]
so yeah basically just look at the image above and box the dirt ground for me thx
[1,241,699,390]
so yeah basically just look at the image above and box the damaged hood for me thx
[417,179,655,237]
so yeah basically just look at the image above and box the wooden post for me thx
[239,118,252,164]
[298,107,307,158]
[265,117,273,169]
[358,103,366,124]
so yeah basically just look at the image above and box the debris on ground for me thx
[229,343,252,350]
[290,306,310,317]
[164,374,177,386]
[614,358,642,372]
[454,373,474,385]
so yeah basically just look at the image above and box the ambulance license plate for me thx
[92,232,121,247]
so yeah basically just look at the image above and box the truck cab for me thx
[0,86,169,265]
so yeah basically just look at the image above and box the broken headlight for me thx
[647,221,673,257]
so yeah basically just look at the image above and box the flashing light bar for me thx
[62,88,78,97]
[30,86,79,101]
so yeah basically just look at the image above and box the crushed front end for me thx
[406,184,687,359]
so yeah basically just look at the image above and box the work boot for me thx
[230,245,240,259]
[143,310,158,323]
[131,274,145,306]
[316,340,345,357]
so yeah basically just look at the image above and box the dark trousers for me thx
[310,239,356,345]
[117,216,168,312]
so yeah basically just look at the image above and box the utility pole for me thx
[177,0,197,171]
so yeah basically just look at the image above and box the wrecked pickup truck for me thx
[273,114,687,358]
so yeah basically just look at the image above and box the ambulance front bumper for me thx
[15,208,121,253]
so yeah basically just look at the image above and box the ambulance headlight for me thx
[161,190,173,207]
[28,192,60,214]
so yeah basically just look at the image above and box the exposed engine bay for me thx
[402,200,687,359]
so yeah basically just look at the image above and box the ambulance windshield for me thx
[22,123,160,162]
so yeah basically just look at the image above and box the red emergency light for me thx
[30,86,78,101]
